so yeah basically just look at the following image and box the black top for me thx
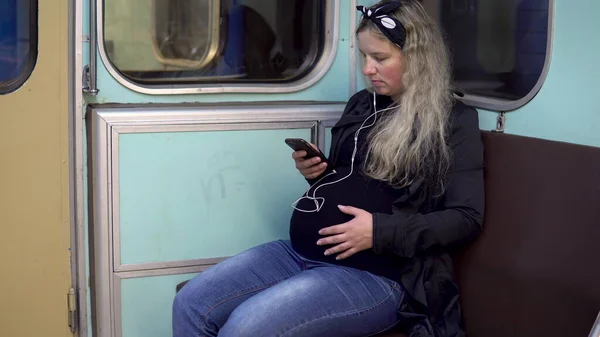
[289,95,405,280]
[290,90,485,337]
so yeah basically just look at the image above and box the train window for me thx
[0,0,37,94]
[103,0,327,87]
[422,0,551,110]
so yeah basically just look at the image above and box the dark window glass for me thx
[104,0,326,85]
[0,0,37,94]
[423,0,550,102]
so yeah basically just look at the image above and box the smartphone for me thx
[285,138,329,164]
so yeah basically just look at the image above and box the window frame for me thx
[0,0,38,95]
[444,0,555,112]
[97,0,340,95]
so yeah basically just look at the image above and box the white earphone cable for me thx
[291,92,397,213]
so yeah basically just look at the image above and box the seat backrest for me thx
[454,131,600,337]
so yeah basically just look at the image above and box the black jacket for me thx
[323,90,485,336]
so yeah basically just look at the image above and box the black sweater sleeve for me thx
[371,104,485,258]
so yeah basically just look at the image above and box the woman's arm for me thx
[371,104,485,258]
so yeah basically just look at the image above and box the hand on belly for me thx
[315,205,374,260]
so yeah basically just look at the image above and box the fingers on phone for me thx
[306,167,326,179]
[304,157,322,169]
[302,162,327,178]
[295,154,320,165]
[297,160,316,171]
[292,150,307,160]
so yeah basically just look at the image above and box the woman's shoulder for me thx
[448,98,480,133]
[349,89,372,103]
[343,89,373,116]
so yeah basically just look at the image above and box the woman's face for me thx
[357,30,406,97]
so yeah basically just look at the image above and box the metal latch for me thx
[67,288,77,333]
[493,112,506,133]
[82,65,99,95]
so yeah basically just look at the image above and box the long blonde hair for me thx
[358,0,453,195]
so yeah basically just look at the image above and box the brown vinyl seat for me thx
[453,131,600,337]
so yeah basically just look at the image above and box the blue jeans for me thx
[172,240,404,337]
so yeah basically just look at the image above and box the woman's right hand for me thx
[292,144,328,179]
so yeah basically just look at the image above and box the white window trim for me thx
[97,0,340,95]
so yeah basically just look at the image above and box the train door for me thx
[83,1,350,336]
[0,1,73,337]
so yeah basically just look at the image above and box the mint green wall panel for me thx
[120,273,197,337]
[118,128,311,265]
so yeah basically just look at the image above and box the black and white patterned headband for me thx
[357,2,407,49]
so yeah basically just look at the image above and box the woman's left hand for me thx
[316,205,373,260]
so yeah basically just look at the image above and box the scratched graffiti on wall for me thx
[199,150,246,205]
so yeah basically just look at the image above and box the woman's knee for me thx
[217,305,272,337]
[172,281,221,337]
[173,277,205,316]
[172,287,190,320]
[172,287,201,336]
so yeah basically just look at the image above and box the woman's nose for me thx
[363,63,376,76]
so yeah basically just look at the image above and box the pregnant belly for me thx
[289,195,405,279]
[289,198,353,261]
[288,168,402,264]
